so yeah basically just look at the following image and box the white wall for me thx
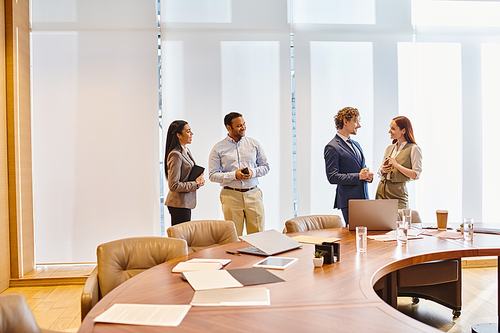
[32,0,160,263]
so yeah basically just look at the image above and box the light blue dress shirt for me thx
[209,135,270,189]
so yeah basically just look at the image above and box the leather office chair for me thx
[0,293,61,333]
[378,210,462,317]
[167,220,239,253]
[397,209,422,223]
[81,236,188,321]
[397,259,462,317]
[283,215,343,233]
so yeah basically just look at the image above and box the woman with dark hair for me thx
[164,120,204,225]
[376,116,422,209]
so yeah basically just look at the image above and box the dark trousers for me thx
[167,206,191,226]
[341,207,349,227]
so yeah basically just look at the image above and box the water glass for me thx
[397,221,409,245]
[403,208,421,231]
[356,226,367,253]
[402,209,412,224]
[463,218,474,241]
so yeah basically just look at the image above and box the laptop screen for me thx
[348,199,398,231]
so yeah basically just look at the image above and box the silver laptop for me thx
[348,199,398,231]
[238,229,302,256]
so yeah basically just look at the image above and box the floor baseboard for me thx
[10,276,87,287]
[462,256,497,268]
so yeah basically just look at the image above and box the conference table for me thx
[79,227,500,332]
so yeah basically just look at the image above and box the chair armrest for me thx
[81,266,100,321]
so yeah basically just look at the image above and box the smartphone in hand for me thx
[241,167,250,175]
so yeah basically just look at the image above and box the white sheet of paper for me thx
[191,287,270,306]
[183,270,243,291]
[368,229,423,242]
[187,258,231,266]
[172,262,222,273]
[291,235,340,245]
[93,304,191,327]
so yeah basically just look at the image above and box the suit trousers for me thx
[220,187,265,236]
[167,206,191,226]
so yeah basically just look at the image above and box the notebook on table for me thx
[348,199,398,231]
[238,229,302,256]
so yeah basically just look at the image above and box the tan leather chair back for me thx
[284,215,343,233]
[0,294,42,333]
[97,237,188,297]
[397,209,422,224]
[167,220,239,253]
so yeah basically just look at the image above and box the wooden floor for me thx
[21,264,96,279]
[1,265,497,332]
[2,284,84,332]
[1,264,95,332]
[399,267,498,333]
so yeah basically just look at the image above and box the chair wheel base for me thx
[452,310,461,318]
[411,297,420,304]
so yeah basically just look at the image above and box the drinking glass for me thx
[463,218,474,241]
[403,208,420,231]
[356,226,367,253]
[402,209,412,224]
[397,221,409,245]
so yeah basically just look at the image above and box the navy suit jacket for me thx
[324,134,369,210]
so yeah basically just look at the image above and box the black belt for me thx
[223,186,257,193]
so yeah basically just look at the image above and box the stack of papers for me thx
[422,230,464,239]
[172,259,232,273]
[94,304,191,327]
[368,229,423,242]
[186,258,231,266]
[191,287,270,306]
[182,267,284,291]
[93,261,278,328]
[291,235,340,244]
[183,270,243,290]
[172,262,222,273]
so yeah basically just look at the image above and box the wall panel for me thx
[5,0,34,279]
[0,0,11,292]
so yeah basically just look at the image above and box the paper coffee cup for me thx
[436,210,448,230]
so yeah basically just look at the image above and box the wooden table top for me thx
[78,228,500,333]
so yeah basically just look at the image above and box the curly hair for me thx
[334,107,359,130]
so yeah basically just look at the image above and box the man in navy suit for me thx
[324,107,373,226]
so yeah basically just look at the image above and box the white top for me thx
[378,141,422,180]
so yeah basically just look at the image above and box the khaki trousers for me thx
[220,187,265,236]
[376,178,409,209]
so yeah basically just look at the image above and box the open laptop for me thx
[348,199,398,231]
[238,229,302,256]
